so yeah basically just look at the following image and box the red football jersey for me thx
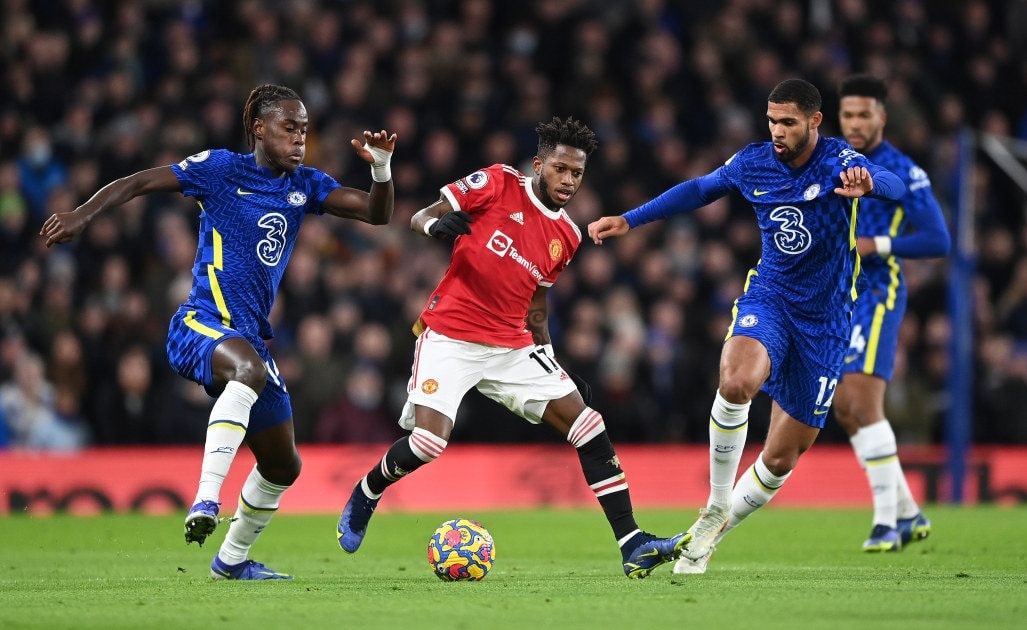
[418,164,582,348]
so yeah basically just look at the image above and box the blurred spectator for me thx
[89,344,174,444]
[17,127,67,218]
[315,364,400,443]
[0,352,87,450]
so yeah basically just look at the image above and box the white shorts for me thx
[399,327,578,430]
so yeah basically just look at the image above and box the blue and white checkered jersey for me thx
[170,149,341,340]
[855,140,949,294]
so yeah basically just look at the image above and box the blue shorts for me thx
[841,285,907,382]
[728,290,848,428]
[166,306,292,432]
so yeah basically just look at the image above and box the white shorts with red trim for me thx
[399,327,577,429]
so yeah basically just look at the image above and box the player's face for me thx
[767,101,821,165]
[254,99,308,173]
[838,95,886,153]
[532,144,588,209]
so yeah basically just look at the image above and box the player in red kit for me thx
[336,117,689,578]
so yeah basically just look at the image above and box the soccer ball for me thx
[427,518,495,581]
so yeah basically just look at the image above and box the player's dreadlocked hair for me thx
[535,116,599,159]
[838,74,888,105]
[768,78,822,116]
[242,84,302,150]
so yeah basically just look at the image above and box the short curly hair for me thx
[768,79,822,116]
[839,74,888,104]
[535,116,598,159]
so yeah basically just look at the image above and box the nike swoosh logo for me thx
[844,356,859,364]
[813,409,828,415]
[753,189,770,196]
[237,188,255,195]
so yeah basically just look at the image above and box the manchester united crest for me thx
[549,239,562,261]
[421,379,439,394]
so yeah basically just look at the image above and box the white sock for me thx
[850,420,900,528]
[217,465,289,566]
[727,452,791,531]
[708,390,750,508]
[896,469,921,520]
[195,381,258,504]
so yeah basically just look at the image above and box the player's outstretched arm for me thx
[40,165,180,248]
[587,215,629,245]
[411,197,473,239]
[323,129,396,224]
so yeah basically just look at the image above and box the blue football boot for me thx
[184,500,220,546]
[210,556,292,580]
[337,484,380,553]
[897,513,931,545]
[622,531,691,579]
[862,524,902,552]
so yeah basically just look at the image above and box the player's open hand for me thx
[834,166,874,198]
[39,211,87,248]
[587,216,629,244]
[351,129,397,164]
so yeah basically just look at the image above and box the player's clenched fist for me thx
[587,215,629,245]
[427,210,473,239]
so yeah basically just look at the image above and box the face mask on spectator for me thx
[27,141,52,167]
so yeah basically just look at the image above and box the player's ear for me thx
[809,111,823,129]
[253,117,265,142]
[532,155,542,176]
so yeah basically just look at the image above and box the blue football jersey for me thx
[718,136,870,322]
[855,140,939,295]
[170,149,341,340]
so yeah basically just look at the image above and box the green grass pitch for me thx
[1,507,1025,629]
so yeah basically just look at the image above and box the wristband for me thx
[364,143,392,183]
[423,217,439,236]
[873,236,892,256]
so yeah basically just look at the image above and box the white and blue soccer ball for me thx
[427,518,495,581]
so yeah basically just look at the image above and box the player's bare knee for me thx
[833,404,859,435]
[260,453,301,486]
[717,378,758,405]
[227,357,267,394]
[761,451,798,476]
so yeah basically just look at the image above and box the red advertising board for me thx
[1,444,1025,515]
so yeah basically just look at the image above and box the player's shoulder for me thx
[818,137,867,171]
[726,143,767,166]
[454,163,520,193]
[823,136,863,160]
[872,141,930,189]
[174,148,241,172]
[556,210,582,245]
[492,163,528,184]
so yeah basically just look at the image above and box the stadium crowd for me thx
[0,0,1025,450]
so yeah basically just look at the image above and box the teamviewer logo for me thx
[487,230,513,257]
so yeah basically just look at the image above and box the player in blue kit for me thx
[588,79,907,574]
[833,75,950,552]
[40,84,396,580]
